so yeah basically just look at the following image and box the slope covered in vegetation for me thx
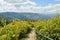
[0,15,60,40]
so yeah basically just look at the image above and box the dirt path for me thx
[25,28,36,40]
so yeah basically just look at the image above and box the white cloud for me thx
[0,0,60,14]
[43,4,60,13]
[0,0,20,12]
[4,0,36,6]
[4,0,29,3]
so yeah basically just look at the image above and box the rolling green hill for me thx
[0,12,56,21]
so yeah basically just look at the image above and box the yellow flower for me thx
[0,28,3,32]
[12,34,16,37]
[1,35,7,39]
[0,27,3,30]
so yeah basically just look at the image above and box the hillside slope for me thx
[0,12,56,21]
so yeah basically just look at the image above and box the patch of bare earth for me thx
[25,28,36,40]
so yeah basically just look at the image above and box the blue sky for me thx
[31,0,60,6]
[0,0,60,14]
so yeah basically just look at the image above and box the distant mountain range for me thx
[0,12,57,21]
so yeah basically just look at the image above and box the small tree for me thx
[1,18,6,27]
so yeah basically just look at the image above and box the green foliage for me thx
[0,19,32,40]
[0,15,60,40]
[34,16,60,40]
[1,18,6,27]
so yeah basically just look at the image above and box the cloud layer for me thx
[0,0,60,14]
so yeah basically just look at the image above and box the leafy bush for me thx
[0,19,31,40]
[34,16,60,40]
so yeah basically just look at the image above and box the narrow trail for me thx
[25,28,36,40]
